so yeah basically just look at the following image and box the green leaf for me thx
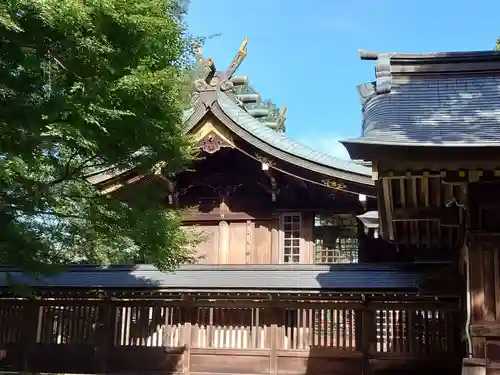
[0,0,202,274]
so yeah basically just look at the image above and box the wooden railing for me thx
[0,298,461,374]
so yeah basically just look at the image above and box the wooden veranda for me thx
[0,291,462,375]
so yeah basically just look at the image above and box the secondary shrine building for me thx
[342,49,500,375]
[0,41,466,375]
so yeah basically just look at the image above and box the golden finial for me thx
[275,104,287,132]
[279,104,287,118]
[239,36,248,54]
[226,36,249,78]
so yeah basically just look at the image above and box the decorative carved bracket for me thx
[322,179,347,190]
[198,131,233,154]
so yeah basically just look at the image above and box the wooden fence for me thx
[0,297,463,375]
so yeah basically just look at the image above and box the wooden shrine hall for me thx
[342,49,500,375]
[0,40,464,375]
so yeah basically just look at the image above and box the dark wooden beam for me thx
[470,324,500,337]
[381,179,395,240]
[392,207,460,226]
[181,210,272,222]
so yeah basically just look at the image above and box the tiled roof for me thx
[350,76,500,146]
[0,263,448,292]
[216,92,371,176]
[344,50,500,147]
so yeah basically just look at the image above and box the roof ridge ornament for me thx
[275,104,287,133]
[225,36,248,78]
[375,53,393,94]
[193,40,216,83]
[190,38,248,107]
[358,49,394,94]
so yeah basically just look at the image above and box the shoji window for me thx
[281,213,301,263]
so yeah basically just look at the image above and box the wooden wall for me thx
[184,212,394,265]
[175,147,377,265]
[184,217,276,265]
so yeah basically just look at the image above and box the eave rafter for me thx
[237,143,373,199]
[375,166,489,252]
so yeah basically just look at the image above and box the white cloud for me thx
[297,135,351,160]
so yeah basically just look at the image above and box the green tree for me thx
[0,0,200,274]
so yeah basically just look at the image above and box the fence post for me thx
[96,298,115,374]
[361,300,374,375]
[182,322,192,375]
[270,323,277,375]
[22,299,41,372]
[268,304,280,375]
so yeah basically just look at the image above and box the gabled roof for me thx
[183,39,372,188]
[186,89,372,185]
[342,49,500,150]
[0,263,452,293]
[90,39,374,194]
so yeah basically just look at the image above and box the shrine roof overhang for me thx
[341,49,500,161]
[0,263,453,295]
[185,90,374,190]
[87,37,375,195]
[88,90,376,196]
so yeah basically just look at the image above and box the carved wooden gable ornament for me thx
[193,121,235,154]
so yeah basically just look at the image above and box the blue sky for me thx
[186,0,499,159]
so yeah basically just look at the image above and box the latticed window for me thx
[281,214,301,263]
[314,214,359,264]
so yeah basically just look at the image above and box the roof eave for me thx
[342,138,500,163]
[213,93,374,187]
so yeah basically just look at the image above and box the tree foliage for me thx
[0,0,201,273]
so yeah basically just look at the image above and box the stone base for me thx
[462,358,486,375]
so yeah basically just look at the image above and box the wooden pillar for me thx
[21,299,41,372]
[270,323,277,375]
[91,298,115,374]
[218,220,229,264]
[98,299,116,374]
[267,304,280,375]
[270,215,280,264]
[182,322,192,375]
[361,301,374,375]
[467,233,500,375]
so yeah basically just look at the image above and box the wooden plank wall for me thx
[0,298,461,375]
[184,213,316,265]
[184,218,279,265]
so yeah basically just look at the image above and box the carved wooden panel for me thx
[198,131,232,154]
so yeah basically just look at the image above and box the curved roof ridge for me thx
[182,107,195,122]
[216,91,371,177]
[359,49,500,61]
